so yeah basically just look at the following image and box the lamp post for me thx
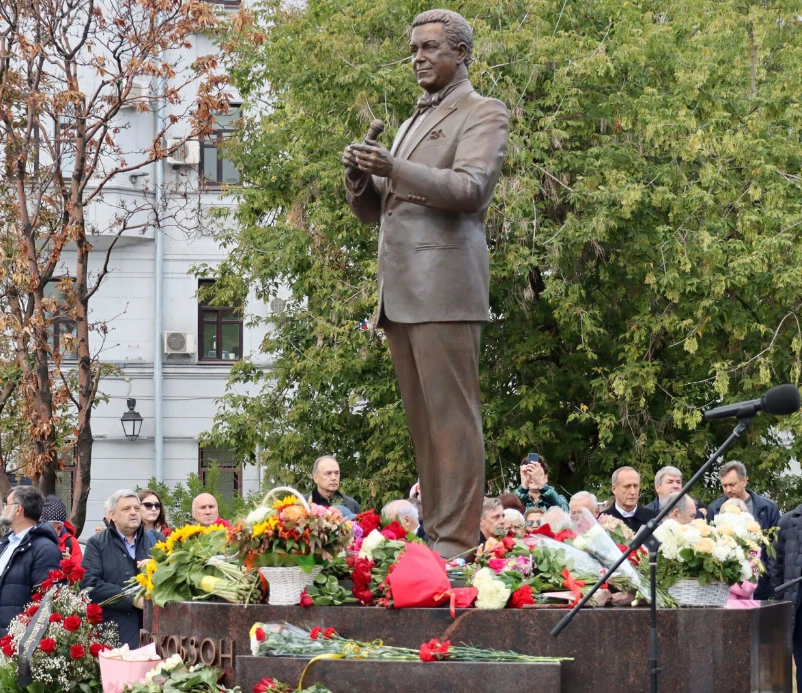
[120,398,143,441]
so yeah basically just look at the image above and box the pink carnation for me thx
[487,558,508,574]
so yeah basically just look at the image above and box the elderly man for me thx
[709,460,779,600]
[661,492,696,525]
[0,486,62,632]
[383,499,425,539]
[343,9,509,559]
[479,497,504,543]
[83,490,157,648]
[192,493,231,528]
[644,466,683,512]
[601,466,657,533]
[569,491,600,523]
[307,456,360,515]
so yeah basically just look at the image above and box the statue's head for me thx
[409,10,473,93]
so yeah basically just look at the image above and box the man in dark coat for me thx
[600,466,657,533]
[0,485,63,632]
[708,460,780,599]
[306,456,360,515]
[770,505,802,690]
[84,490,156,648]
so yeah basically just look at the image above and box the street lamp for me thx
[120,398,143,441]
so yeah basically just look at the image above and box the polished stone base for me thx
[143,601,793,692]
[235,656,561,692]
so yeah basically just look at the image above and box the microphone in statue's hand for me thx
[345,119,385,176]
[703,383,801,421]
[363,119,385,144]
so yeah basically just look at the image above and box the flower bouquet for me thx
[132,523,264,607]
[121,653,239,692]
[654,517,753,606]
[254,679,331,693]
[0,560,118,693]
[249,623,569,666]
[230,487,353,605]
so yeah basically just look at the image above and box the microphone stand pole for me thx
[550,415,755,693]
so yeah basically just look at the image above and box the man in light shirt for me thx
[0,486,62,632]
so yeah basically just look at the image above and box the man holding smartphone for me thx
[515,453,569,513]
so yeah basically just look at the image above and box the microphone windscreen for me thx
[763,384,802,415]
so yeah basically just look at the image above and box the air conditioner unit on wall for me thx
[164,331,195,355]
[165,139,200,166]
[119,80,152,110]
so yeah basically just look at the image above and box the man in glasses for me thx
[41,495,83,566]
[0,486,62,632]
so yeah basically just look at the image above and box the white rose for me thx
[683,528,701,546]
[246,506,269,526]
[163,653,183,672]
[712,545,731,562]
[358,529,386,560]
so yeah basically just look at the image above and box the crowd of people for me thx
[1,451,802,678]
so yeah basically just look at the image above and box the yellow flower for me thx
[718,525,735,537]
[272,496,298,510]
[694,538,715,554]
[746,521,761,534]
[690,519,711,537]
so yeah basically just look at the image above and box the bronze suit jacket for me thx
[345,80,509,324]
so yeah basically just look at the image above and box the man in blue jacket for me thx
[84,490,156,648]
[0,485,63,632]
[708,460,780,599]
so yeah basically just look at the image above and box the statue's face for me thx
[410,23,464,93]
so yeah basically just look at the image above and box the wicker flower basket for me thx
[257,486,322,606]
[667,578,730,607]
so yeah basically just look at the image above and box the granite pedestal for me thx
[142,601,792,692]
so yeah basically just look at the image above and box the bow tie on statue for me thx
[415,92,442,116]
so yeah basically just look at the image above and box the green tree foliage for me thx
[202,0,802,509]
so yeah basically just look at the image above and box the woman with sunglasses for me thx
[138,489,170,538]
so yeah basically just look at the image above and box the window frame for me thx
[198,446,242,501]
[197,280,243,363]
[199,105,241,188]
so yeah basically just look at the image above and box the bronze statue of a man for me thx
[342,9,509,558]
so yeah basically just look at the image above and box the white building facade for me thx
[37,19,270,539]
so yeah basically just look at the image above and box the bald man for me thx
[191,493,231,528]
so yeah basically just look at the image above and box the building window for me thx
[200,106,240,187]
[44,278,77,358]
[198,280,242,362]
[199,446,241,508]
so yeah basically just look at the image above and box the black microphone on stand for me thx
[703,384,801,421]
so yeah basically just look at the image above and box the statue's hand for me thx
[351,141,394,178]
[342,142,361,171]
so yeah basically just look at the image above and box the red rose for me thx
[381,521,408,541]
[23,605,38,618]
[510,585,535,609]
[69,644,85,660]
[355,511,381,535]
[323,627,337,639]
[39,638,57,655]
[68,566,86,584]
[2,642,15,658]
[86,604,103,624]
[254,627,266,642]
[253,678,278,692]
[63,615,82,632]
[554,529,577,543]
[48,569,65,584]
[351,558,374,588]
[352,587,375,606]
[49,613,63,623]
[492,543,508,559]
[30,592,42,603]
[0,635,11,647]
[299,589,313,608]
[502,536,516,550]
[309,626,322,640]
[89,642,109,657]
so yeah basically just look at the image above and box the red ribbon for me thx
[434,590,457,619]
[561,568,585,607]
